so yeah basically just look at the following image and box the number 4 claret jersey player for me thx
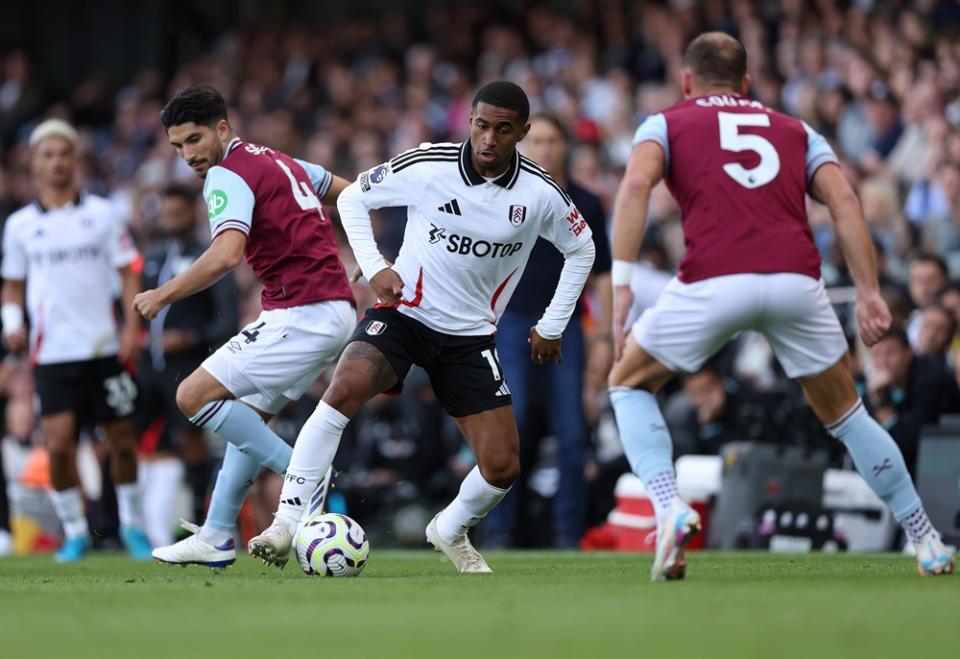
[609,32,953,580]
[132,85,355,568]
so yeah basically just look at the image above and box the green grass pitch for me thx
[0,551,953,659]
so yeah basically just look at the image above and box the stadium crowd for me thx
[2,0,960,552]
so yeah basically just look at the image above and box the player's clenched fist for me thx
[369,268,405,306]
[529,326,562,365]
[855,291,892,347]
[133,289,167,320]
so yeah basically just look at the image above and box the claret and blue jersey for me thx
[633,93,839,283]
[201,138,354,311]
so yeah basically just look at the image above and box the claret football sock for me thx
[436,467,510,544]
[609,387,679,523]
[190,400,292,474]
[49,487,90,540]
[826,399,929,537]
[277,401,349,529]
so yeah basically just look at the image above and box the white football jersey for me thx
[340,141,593,335]
[2,194,138,364]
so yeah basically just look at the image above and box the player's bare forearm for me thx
[160,238,242,303]
[134,231,246,320]
[589,272,613,339]
[1,279,25,308]
[611,141,664,262]
[118,265,140,333]
[811,164,880,296]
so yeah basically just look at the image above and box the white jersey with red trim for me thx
[337,141,593,336]
[1,194,137,364]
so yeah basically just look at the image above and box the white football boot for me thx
[916,532,955,576]
[248,467,334,569]
[425,512,492,574]
[247,516,293,569]
[650,500,701,582]
[152,520,235,569]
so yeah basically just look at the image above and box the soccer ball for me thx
[294,513,369,577]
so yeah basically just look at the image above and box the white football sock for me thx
[436,466,510,543]
[277,401,349,529]
[115,482,145,530]
[49,487,89,540]
[140,458,185,547]
[646,471,680,525]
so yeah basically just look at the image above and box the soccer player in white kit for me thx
[609,33,953,580]
[248,81,596,572]
[1,120,151,562]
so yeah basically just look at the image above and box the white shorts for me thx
[202,299,355,414]
[631,273,847,379]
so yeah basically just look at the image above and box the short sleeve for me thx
[632,113,670,168]
[294,158,333,198]
[1,218,26,280]
[203,166,255,237]
[802,122,839,185]
[538,190,594,256]
[109,219,138,268]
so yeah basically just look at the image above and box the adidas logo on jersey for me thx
[437,199,462,215]
[495,382,511,397]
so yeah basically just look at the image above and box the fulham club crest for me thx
[366,320,387,336]
[509,205,527,227]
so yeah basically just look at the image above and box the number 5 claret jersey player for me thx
[133,85,356,568]
[608,32,954,580]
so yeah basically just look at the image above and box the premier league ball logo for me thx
[370,164,389,184]
[508,205,527,227]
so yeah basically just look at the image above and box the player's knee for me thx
[46,434,74,462]
[321,376,367,417]
[175,379,202,418]
[479,452,520,489]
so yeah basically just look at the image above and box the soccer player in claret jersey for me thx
[132,85,356,568]
[247,81,596,573]
[609,33,954,580]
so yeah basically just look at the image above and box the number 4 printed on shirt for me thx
[717,112,781,189]
[275,159,323,213]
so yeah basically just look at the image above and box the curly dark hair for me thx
[160,84,228,129]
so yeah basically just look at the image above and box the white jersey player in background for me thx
[1,119,151,562]
[247,81,595,573]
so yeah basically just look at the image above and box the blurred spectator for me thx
[906,253,949,345]
[663,365,774,458]
[0,51,42,148]
[915,303,957,364]
[484,112,611,548]
[866,326,960,475]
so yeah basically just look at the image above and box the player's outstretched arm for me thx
[132,230,247,320]
[610,141,665,359]
[811,163,891,346]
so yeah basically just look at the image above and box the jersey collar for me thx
[458,141,520,189]
[33,192,82,214]
[225,137,243,157]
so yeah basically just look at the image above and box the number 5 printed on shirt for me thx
[718,112,781,189]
